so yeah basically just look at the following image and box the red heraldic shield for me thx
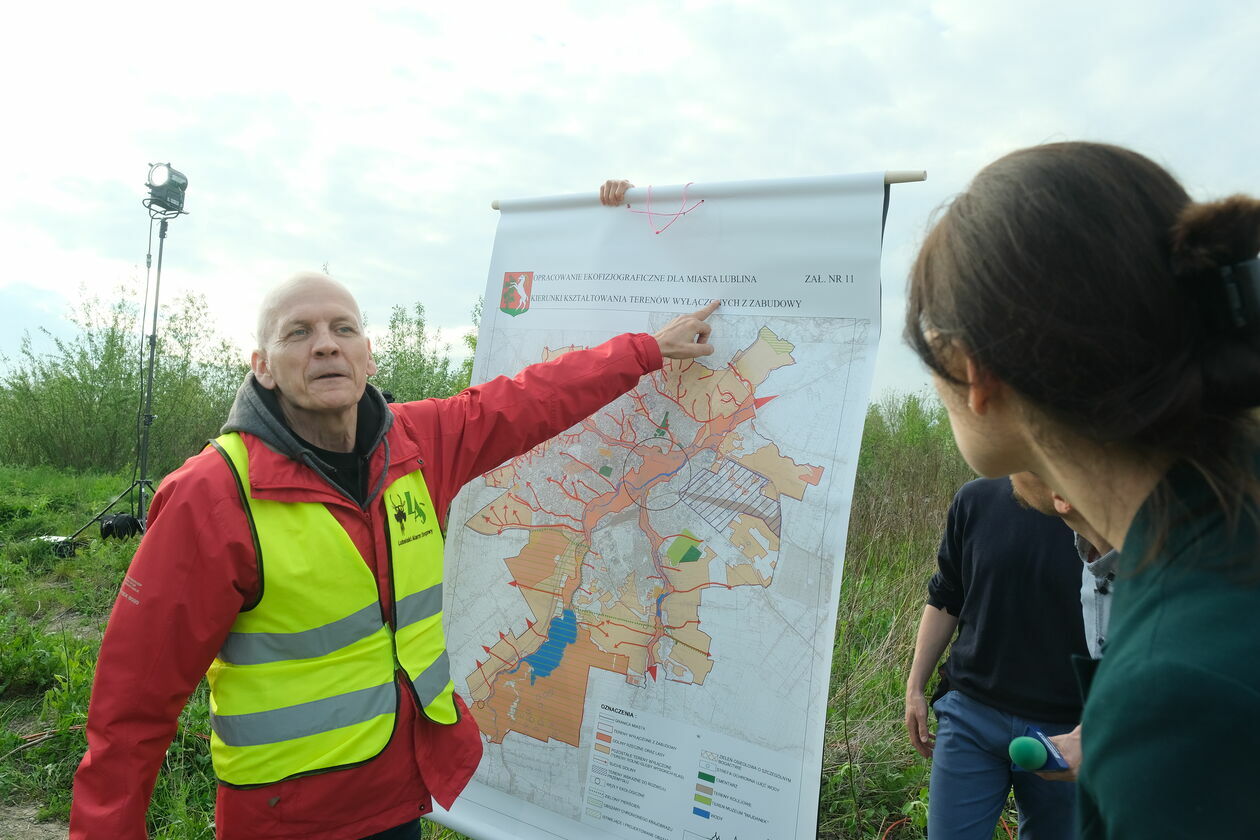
[499,272,533,317]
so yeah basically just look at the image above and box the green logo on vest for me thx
[389,492,428,533]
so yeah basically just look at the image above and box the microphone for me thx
[1008,726,1071,773]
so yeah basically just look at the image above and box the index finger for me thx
[693,300,720,321]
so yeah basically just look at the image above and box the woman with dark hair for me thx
[905,141,1260,838]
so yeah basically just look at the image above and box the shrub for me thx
[0,288,246,477]
[0,618,63,697]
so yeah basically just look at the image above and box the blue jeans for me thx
[928,690,1077,840]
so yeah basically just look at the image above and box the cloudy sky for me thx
[2,0,1256,396]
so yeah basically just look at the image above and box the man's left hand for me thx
[600,179,634,206]
[654,301,720,359]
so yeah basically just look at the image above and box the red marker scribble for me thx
[626,182,704,234]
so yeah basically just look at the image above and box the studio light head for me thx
[146,163,188,212]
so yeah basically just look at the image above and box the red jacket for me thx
[70,333,663,840]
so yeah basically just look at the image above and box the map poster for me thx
[433,174,887,840]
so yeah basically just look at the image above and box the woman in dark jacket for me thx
[904,141,1260,839]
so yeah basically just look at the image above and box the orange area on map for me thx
[467,489,536,535]
[733,329,796,383]
[483,462,518,488]
[654,326,795,422]
[579,575,655,680]
[657,546,717,684]
[465,527,587,702]
[728,513,780,562]
[718,431,743,458]
[541,344,582,361]
[726,561,772,587]
[655,358,751,422]
[734,442,823,501]
[471,627,629,747]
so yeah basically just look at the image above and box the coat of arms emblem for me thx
[500,272,532,317]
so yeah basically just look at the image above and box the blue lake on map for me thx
[519,609,578,684]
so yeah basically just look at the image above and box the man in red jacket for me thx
[69,259,719,835]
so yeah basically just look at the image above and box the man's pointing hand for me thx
[654,300,720,360]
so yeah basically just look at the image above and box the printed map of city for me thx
[435,174,884,840]
[453,323,836,751]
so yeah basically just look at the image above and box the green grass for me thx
[818,393,975,838]
[0,394,997,839]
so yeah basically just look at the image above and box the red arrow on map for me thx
[754,395,778,410]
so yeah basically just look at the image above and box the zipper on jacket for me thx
[363,504,396,635]
[382,512,402,660]
[385,623,402,672]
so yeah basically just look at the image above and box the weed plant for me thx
[816,393,976,838]
[0,394,982,839]
[0,290,480,480]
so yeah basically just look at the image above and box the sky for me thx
[2,0,1257,397]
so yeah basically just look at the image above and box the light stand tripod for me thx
[133,213,173,524]
[58,165,187,555]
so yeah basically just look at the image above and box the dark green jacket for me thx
[1079,464,1260,839]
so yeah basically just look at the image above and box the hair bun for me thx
[1170,195,1260,278]
[1172,196,1260,411]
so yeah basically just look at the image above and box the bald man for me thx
[70,270,719,840]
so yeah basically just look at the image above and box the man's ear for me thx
[366,337,378,377]
[1052,493,1074,516]
[251,349,277,390]
[963,355,1001,416]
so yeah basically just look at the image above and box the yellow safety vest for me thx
[205,432,457,788]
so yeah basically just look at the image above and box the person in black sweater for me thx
[904,476,1087,840]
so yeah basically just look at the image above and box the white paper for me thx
[435,173,886,840]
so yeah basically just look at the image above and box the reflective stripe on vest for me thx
[212,682,396,747]
[206,432,456,788]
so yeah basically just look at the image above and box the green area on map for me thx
[666,531,702,565]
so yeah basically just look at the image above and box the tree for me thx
[455,297,482,393]
[372,302,466,402]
